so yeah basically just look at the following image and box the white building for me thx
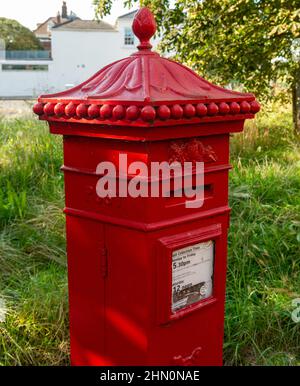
[0,11,160,98]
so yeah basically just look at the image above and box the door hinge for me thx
[101,246,108,278]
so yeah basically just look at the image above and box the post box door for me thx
[104,225,149,365]
[149,219,227,365]
[65,215,106,365]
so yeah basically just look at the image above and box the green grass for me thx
[0,119,68,365]
[0,104,299,365]
[226,103,300,365]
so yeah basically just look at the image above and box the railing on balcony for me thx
[5,50,52,60]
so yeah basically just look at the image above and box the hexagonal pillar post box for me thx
[33,8,260,366]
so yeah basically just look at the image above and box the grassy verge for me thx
[0,103,299,365]
[226,103,300,365]
[0,119,68,365]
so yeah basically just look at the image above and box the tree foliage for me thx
[0,18,43,51]
[94,0,300,100]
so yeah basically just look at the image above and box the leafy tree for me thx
[0,18,43,51]
[94,0,300,133]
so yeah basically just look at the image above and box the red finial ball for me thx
[219,102,230,114]
[65,102,76,117]
[126,105,140,120]
[54,103,65,117]
[33,102,44,116]
[207,103,219,116]
[100,104,113,119]
[112,105,125,120]
[240,101,251,113]
[183,104,196,118]
[158,105,171,120]
[196,103,207,117]
[230,102,241,114]
[88,104,100,118]
[170,104,183,119]
[44,102,55,116]
[141,106,156,121]
[250,100,260,113]
[132,7,156,50]
[76,103,88,118]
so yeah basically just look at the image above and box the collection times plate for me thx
[172,241,214,312]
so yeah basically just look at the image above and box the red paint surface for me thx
[34,7,260,366]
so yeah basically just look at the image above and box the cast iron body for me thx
[33,7,260,366]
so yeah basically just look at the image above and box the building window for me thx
[2,64,48,71]
[124,27,134,46]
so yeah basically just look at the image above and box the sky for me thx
[0,0,134,30]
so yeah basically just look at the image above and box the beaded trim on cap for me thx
[33,100,260,123]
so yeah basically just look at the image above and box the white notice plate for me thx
[172,240,214,313]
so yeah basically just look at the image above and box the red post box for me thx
[33,7,260,366]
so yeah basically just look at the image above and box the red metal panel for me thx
[104,226,149,365]
[147,216,228,366]
[65,214,107,365]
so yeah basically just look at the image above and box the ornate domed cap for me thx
[33,7,260,126]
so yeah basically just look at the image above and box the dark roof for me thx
[33,16,69,35]
[117,10,137,19]
[53,19,116,31]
